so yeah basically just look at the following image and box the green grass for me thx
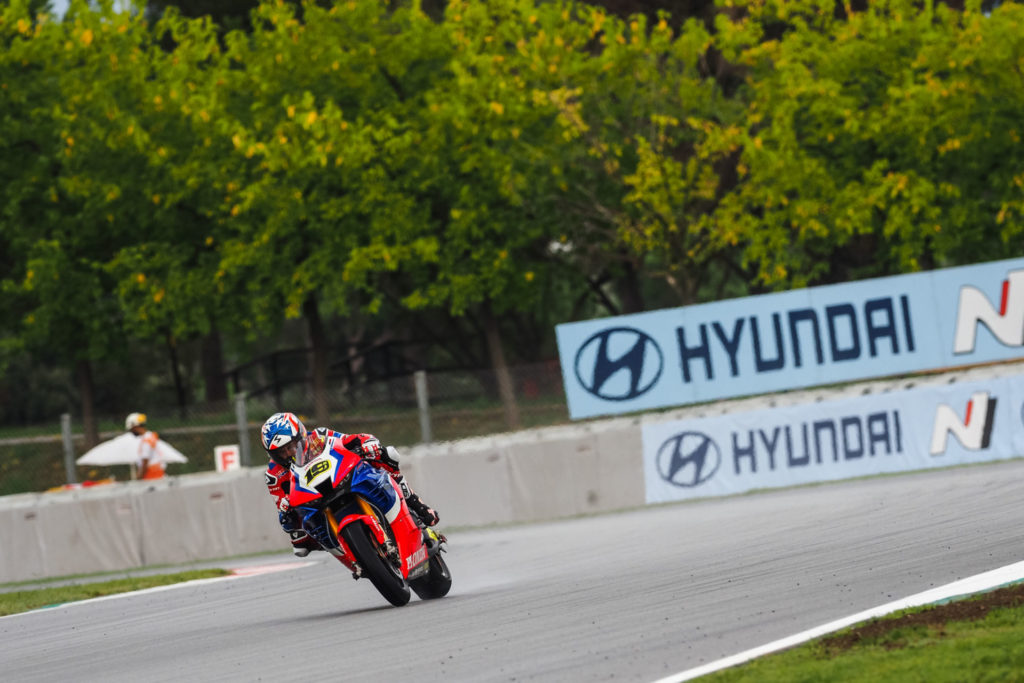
[0,569,231,617]
[702,588,1024,682]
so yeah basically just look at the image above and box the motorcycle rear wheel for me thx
[341,523,411,607]
[409,553,452,600]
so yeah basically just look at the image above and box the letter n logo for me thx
[953,270,1024,354]
[929,391,997,455]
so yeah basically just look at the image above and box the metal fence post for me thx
[235,392,251,467]
[61,413,77,484]
[414,370,432,444]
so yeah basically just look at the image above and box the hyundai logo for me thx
[573,327,663,401]
[656,431,721,488]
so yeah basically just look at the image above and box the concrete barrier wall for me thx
[0,471,290,582]
[400,420,646,529]
[3,360,1021,583]
[0,418,648,583]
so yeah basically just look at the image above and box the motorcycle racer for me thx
[260,411,440,558]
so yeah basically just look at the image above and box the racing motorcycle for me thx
[288,440,451,606]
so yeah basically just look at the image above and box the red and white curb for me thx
[230,561,317,577]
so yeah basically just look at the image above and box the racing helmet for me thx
[260,412,307,468]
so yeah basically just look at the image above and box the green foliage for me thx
[1,2,132,366]
[422,1,749,313]
[716,0,1024,289]
[2,0,1023,427]
[192,1,453,332]
[145,0,261,32]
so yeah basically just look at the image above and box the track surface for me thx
[3,459,1023,682]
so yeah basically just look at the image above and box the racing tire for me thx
[409,553,452,600]
[341,522,411,607]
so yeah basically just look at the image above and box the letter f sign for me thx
[953,270,1024,354]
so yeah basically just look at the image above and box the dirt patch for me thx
[819,582,1024,654]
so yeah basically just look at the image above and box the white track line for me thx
[0,560,316,620]
[653,559,1024,683]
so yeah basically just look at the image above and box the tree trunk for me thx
[617,260,646,314]
[482,302,520,431]
[76,359,100,449]
[166,332,187,419]
[201,329,228,403]
[304,295,330,426]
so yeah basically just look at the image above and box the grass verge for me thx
[0,569,231,617]
[702,583,1024,682]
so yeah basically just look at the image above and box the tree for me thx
[0,1,146,444]
[145,0,260,32]
[419,1,751,321]
[102,6,239,410]
[197,0,452,424]
[714,0,1024,289]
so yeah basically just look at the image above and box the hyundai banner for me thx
[642,374,1024,504]
[557,257,1024,419]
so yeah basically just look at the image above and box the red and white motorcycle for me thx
[288,440,451,606]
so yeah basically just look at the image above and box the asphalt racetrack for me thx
[3,459,1023,682]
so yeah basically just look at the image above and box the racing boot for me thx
[393,472,439,528]
[404,492,442,549]
[289,531,320,557]
[406,492,439,528]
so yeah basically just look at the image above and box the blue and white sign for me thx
[642,374,1024,504]
[557,257,1024,419]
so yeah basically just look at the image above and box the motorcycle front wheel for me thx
[341,522,411,607]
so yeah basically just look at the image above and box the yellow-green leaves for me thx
[718,0,1024,289]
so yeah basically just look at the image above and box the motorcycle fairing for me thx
[350,462,400,521]
[288,446,362,507]
[285,439,434,583]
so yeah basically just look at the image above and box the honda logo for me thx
[573,327,663,401]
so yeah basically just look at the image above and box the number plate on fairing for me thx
[299,454,339,489]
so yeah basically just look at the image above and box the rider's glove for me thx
[359,438,383,459]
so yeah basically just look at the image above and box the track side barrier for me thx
[3,361,1022,583]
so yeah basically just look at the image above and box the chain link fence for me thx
[0,361,570,496]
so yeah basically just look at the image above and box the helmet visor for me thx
[270,439,303,467]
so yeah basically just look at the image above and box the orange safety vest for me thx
[141,462,166,480]
[139,431,166,479]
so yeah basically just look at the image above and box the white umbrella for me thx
[76,432,188,466]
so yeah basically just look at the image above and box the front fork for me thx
[324,499,400,575]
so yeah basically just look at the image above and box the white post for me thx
[414,370,432,444]
[235,392,251,467]
[61,413,77,484]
